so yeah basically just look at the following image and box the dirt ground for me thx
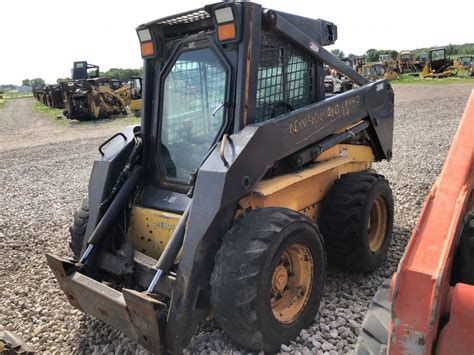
[0,83,473,354]
[0,99,134,152]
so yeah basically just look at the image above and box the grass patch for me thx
[33,101,69,126]
[392,73,474,85]
[33,101,140,127]
[0,98,6,108]
[4,92,34,99]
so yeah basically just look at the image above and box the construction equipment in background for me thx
[33,84,64,109]
[32,86,48,105]
[129,76,142,116]
[72,61,100,80]
[44,85,65,109]
[469,58,474,77]
[353,56,366,74]
[454,55,473,70]
[422,47,455,78]
[360,63,398,81]
[414,52,428,71]
[46,2,395,353]
[323,73,352,94]
[396,51,417,73]
[61,77,128,121]
[356,91,474,355]
[378,54,399,80]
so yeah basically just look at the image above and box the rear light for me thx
[140,42,155,58]
[137,29,152,42]
[217,23,237,42]
[212,5,240,44]
[215,7,234,24]
[137,28,155,58]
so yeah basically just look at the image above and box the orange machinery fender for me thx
[436,283,474,355]
[388,90,474,354]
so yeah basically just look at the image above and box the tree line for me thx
[21,68,143,89]
[331,43,474,62]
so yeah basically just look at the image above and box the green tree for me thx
[331,49,345,59]
[30,78,45,89]
[22,79,31,87]
[446,44,459,55]
[99,68,143,82]
[365,48,379,62]
[347,53,357,60]
[56,77,71,84]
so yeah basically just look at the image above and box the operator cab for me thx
[136,3,338,202]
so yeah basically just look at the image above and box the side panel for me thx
[239,144,374,220]
[84,126,139,251]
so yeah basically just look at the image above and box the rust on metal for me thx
[46,254,165,353]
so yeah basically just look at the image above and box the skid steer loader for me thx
[46,2,394,353]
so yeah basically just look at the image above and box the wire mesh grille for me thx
[255,33,314,123]
[157,10,210,25]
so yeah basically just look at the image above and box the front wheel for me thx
[69,198,89,258]
[210,208,326,353]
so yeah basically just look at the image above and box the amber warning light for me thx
[215,7,237,42]
[137,29,155,58]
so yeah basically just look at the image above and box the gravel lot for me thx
[0,84,473,355]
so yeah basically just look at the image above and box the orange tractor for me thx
[356,91,474,354]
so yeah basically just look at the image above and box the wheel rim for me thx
[367,196,388,252]
[270,243,313,324]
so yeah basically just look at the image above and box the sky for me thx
[1,0,472,85]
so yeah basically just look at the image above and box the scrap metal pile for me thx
[32,61,142,121]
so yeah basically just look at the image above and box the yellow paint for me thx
[315,143,375,162]
[128,207,181,259]
[239,144,373,222]
[130,98,142,113]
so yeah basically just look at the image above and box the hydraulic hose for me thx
[147,201,192,293]
[80,165,142,263]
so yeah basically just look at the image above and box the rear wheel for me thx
[320,172,393,272]
[69,198,89,258]
[211,208,326,352]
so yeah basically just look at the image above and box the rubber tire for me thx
[210,208,326,353]
[355,279,391,355]
[69,198,89,258]
[320,172,393,272]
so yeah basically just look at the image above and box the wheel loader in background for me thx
[46,2,395,353]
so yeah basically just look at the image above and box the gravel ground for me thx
[0,84,473,355]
